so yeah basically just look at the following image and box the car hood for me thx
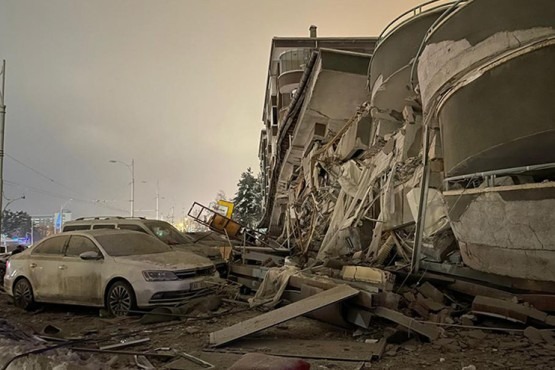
[113,250,213,270]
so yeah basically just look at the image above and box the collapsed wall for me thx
[262,0,555,283]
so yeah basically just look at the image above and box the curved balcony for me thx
[438,38,555,176]
[417,0,555,109]
[278,70,303,95]
[369,6,445,92]
[279,49,312,74]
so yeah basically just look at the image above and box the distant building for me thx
[31,210,72,242]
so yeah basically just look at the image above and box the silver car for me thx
[4,230,217,316]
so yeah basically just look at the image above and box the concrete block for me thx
[341,266,395,290]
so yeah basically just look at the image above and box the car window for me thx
[63,225,91,231]
[65,236,101,257]
[92,224,116,229]
[118,224,147,233]
[95,232,172,256]
[143,221,190,245]
[32,236,69,255]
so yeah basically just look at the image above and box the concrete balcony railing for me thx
[278,70,304,95]
[279,49,312,74]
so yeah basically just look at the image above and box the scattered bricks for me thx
[228,353,310,370]
[374,292,401,310]
[429,309,451,324]
[524,327,544,344]
[460,314,476,326]
[416,293,446,312]
[417,282,446,304]
[409,301,430,320]
[403,292,416,302]
[465,330,486,340]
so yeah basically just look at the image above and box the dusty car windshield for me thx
[144,221,190,245]
[95,233,171,256]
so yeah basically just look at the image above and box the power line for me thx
[5,154,130,214]
[6,154,84,198]
[4,179,128,214]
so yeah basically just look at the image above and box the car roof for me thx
[62,229,147,237]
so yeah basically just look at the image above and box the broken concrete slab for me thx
[209,285,359,347]
[417,282,446,304]
[472,296,549,324]
[448,279,516,300]
[518,294,555,312]
[373,307,440,341]
[416,293,445,312]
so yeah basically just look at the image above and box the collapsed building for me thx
[257,0,555,285]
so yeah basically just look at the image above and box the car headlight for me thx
[142,271,179,281]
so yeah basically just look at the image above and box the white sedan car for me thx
[4,229,217,316]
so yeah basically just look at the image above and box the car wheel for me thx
[106,281,136,316]
[13,278,35,310]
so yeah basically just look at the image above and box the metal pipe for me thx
[411,124,431,273]
[444,162,555,183]
[0,61,6,241]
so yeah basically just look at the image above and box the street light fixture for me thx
[109,158,135,217]
[2,194,25,213]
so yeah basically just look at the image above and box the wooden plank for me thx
[209,285,359,347]
[373,307,440,341]
[288,274,375,309]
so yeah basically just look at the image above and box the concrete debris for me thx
[210,285,359,347]
[228,353,310,370]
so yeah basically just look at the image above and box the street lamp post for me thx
[57,198,72,233]
[109,158,135,217]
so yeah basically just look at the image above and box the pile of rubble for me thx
[218,261,555,365]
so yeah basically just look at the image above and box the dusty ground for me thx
[0,292,554,369]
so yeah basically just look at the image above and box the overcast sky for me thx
[0,0,424,220]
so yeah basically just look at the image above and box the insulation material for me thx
[337,161,364,198]
[249,266,301,308]
[406,187,449,237]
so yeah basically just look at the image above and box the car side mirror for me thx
[79,251,103,260]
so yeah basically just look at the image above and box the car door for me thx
[28,235,69,301]
[60,235,105,305]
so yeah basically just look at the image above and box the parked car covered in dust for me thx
[62,217,228,276]
[4,229,217,316]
